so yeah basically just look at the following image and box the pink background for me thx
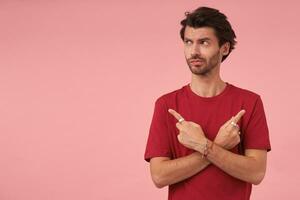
[0,0,299,199]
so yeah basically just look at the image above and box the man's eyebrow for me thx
[184,37,211,41]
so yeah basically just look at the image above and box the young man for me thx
[144,7,271,200]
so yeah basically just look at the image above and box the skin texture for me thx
[184,26,228,76]
[149,26,268,188]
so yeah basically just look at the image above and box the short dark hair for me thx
[180,7,237,62]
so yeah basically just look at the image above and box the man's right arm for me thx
[150,152,210,188]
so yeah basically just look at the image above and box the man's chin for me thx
[189,65,206,74]
[191,68,211,76]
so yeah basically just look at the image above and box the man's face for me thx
[183,26,228,76]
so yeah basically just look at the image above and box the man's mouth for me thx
[189,59,205,65]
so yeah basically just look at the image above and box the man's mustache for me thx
[188,55,205,61]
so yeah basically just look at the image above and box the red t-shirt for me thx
[144,83,271,200]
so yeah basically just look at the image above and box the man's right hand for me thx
[214,110,246,149]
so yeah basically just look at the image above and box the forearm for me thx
[200,141,266,185]
[152,152,210,188]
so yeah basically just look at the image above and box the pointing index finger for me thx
[168,109,184,121]
[233,110,246,123]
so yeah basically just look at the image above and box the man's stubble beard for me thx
[187,51,221,76]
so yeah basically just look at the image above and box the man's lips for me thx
[189,59,205,64]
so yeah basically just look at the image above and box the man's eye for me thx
[185,40,192,44]
[201,41,209,46]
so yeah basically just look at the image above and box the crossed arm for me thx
[150,109,268,188]
[150,152,210,188]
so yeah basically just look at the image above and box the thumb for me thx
[177,134,183,142]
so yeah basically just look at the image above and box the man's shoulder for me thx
[229,83,261,101]
[154,85,187,105]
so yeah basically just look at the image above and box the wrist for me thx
[194,137,209,154]
[194,139,214,158]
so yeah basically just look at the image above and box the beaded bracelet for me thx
[202,139,208,158]
[202,139,215,158]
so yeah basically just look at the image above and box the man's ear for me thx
[221,42,230,56]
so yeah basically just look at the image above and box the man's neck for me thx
[190,71,226,98]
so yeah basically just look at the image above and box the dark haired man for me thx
[144,7,271,200]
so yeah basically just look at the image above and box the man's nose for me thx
[191,44,201,55]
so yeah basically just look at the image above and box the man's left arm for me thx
[200,142,267,185]
[201,97,270,185]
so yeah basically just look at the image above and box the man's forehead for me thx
[184,26,216,39]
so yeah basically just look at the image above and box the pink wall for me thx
[0,0,299,199]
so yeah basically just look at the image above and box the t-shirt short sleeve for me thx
[243,96,271,151]
[144,98,172,162]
